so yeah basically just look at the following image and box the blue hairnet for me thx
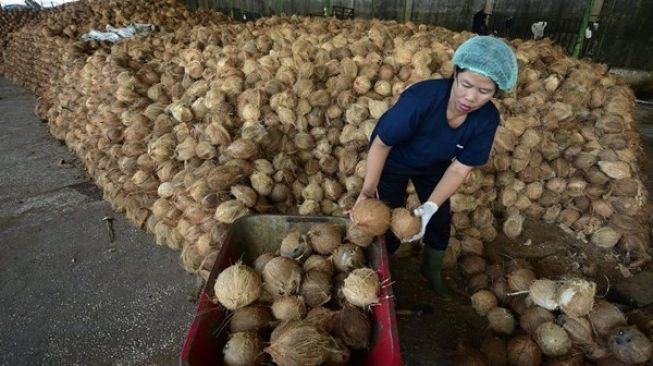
[452,36,518,91]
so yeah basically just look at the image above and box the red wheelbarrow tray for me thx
[180,214,402,366]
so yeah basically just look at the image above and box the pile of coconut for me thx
[450,250,653,365]
[1,0,231,94]
[1,2,650,280]
[0,8,40,74]
[211,214,396,365]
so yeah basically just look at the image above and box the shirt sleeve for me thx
[374,88,424,146]
[457,108,500,167]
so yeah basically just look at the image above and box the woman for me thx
[354,36,518,297]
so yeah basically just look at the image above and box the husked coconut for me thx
[214,263,262,311]
[390,208,420,240]
[351,199,391,236]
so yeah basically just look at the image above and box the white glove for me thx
[404,201,439,243]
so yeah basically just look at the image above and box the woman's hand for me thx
[350,188,377,220]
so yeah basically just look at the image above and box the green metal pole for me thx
[370,0,375,18]
[571,0,595,57]
[229,0,234,18]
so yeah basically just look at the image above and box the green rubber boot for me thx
[421,247,454,299]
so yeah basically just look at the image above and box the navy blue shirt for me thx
[370,79,500,175]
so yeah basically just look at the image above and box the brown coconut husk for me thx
[307,223,342,255]
[332,243,366,272]
[300,270,333,308]
[520,306,555,335]
[528,279,559,311]
[262,256,303,297]
[223,331,265,366]
[230,305,274,333]
[508,268,536,292]
[342,267,380,308]
[351,198,391,236]
[558,314,593,345]
[534,321,572,357]
[471,290,498,316]
[507,335,542,366]
[335,304,371,350]
[280,231,312,261]
[487,307,516,335]
[305,307,338,333]
[213,263,262,311]
[302,255,335,276]
[390,208,420,240]
[607,326,653,364]
[271,295,307,321]
[346,223,374,247]
[265,321,335,366]
[556,279,596,317]
[589,300,628,338]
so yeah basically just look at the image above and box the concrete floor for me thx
[0,78,198,366]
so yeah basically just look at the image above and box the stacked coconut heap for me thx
[0,8,41,75]
[2,0,231,96]
[450,252,653,365]
[12,10,646,278]
[212,210,395,366]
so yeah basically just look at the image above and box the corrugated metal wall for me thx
[595,0,653,70]
[178,0,653,70]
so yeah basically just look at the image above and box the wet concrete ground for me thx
[0,77,198,366]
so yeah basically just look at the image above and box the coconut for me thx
[346,223,374,247]
[300,270,333,308]
[468,273,490,293]
[528,279,559,311]
[351,198,391,236]
[324,338,351,366]
[254,253,275,275]
[535,321,572,357]
[262,256,303,297]
[335,304,371,349]
[214,263,262,311]
[509,294,531,316]
[558,314,593,345]
[556,279,596,317]
[589,300,627,338]
[307,223,342,255]
[460,255,487,276]
[471,290,498,316]
[590,227,622,248]
[508,268,536,292]
[223,332,264,366]
[598,160,631,179]
[520,306,555,334]
[332,243,366,272]
[230,305,274,333]
[342,267,380,308]
[503,213,525,239]
[303,255,335,276]
[460,237,484,257]
[281,231,312,261]
[487,307,516,335]
[305,307,338,333]
[507,335,542,366]
[265,321,333,366]
[491,279,509,304]
[453,343,489,366]
[607,326,653,364]
[230,185,258,208]
[215,199,250,224]
[390,208,421,240]
[272,295,307,321]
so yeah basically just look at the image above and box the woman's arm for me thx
[359,135,392,199]
[427,159,474,206]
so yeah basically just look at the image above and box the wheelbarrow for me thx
[180,214,402,365]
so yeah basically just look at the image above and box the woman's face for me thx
[449,70,496,114]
